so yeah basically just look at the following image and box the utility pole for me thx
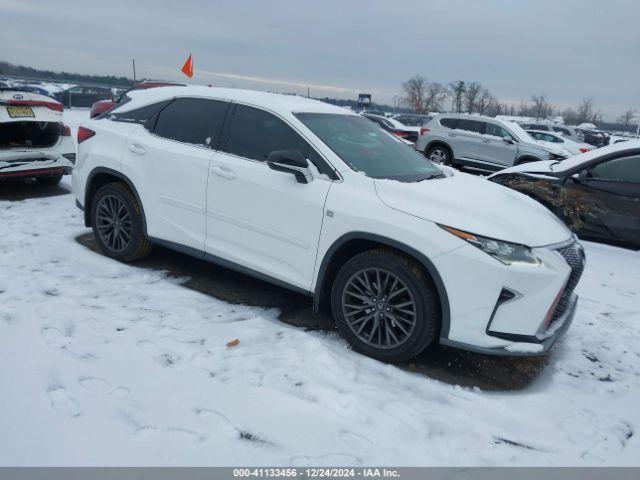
[132,59,137,82]
[307,86,310,98]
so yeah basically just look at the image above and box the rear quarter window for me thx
[439,118,458,129]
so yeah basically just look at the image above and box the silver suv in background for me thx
[520,122,584,143]
[417,114,568,172]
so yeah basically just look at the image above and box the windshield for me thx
[295,113,444,182]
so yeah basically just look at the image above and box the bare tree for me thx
[577,97,595,124]
[617,109,637,131]
[517,99,530,117]
[449,81,465,113]
[424,82,448,112]
[401,75,428,113]
[463,82,482,113]
[530,94,553,121]
[476,88,494,115]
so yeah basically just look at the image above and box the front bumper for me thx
[434,236,584,357]
[441,293,577,356]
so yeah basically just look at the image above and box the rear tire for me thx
[331,249,440,362]
[37,173,63,186]
[91,182,152,262]
[426,145,453,165]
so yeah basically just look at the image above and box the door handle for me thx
[128,144,146,155]
[448,133,457,137]
[482,139,492,143]
[211,165,237,180]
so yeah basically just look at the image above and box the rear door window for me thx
[456,119,484,134]
[153,97,229,147]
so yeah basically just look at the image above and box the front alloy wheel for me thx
[342,268,417,349]
[331,249,440,362]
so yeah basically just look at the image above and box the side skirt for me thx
[149,236,313,298]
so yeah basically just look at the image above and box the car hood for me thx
[374,172,572,247]
[487,160,557,177]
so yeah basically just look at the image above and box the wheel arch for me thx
[84,167,147,234]
[424,140,454,160]
[313,232,451,338]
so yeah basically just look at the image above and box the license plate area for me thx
[6,106,35,118]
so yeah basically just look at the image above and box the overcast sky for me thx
[1,0,638,120]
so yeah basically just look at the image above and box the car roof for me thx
[120,86,352,116]
[551,139,640,171]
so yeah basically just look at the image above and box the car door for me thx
[121,97,229,251]
[450,118,484,163]
[477,121,517,167]
[205,104,333,291]
[562,154,640,244]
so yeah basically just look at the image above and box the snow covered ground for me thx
[0,109,639,466]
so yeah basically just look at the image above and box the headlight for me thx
[440,225,541,266]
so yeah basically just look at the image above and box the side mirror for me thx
[502,135,514,144]
[267,150,312,184]
[572,169,590,183]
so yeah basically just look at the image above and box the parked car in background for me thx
[417,114,567,171]
[55,85,113,108]
[578,129,610,147]
[73,86,582,361]
[1,88,74,185]
[362,113,419,143]
[526,129,593,155]
[392,114,432,127]
[362,109,387,117]
[90,81,186,118]
[489,141,640,248]
[520,122,584,143]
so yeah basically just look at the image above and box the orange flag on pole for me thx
[181,53,193,78]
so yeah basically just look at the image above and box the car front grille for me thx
[551,240,585,323]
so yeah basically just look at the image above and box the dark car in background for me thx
[392,114,432,127]
[362,113,419,143]
[55,85,113,108]
[579,129,610,147]
[89,81,186,118]
[488,141,640,248]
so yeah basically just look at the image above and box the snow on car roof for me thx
[119,86,352,116]
[551,139,640,171]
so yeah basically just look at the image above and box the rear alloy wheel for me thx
[331,249,440,362]
[426,145,452,165]
[91,182,152,262]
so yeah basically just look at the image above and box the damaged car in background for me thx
[489,141,640,248]
[1,88,74,185]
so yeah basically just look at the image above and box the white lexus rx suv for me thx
[72,86,584,362]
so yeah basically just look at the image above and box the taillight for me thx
[61,125,71,136]
[393,132,409,138]
[0,99,64,112]
[420,128,429,135]
[77,126,96,144]
[579,147,590,153]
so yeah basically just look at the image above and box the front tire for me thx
[331,249,440,362]
[91,182,152,262]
